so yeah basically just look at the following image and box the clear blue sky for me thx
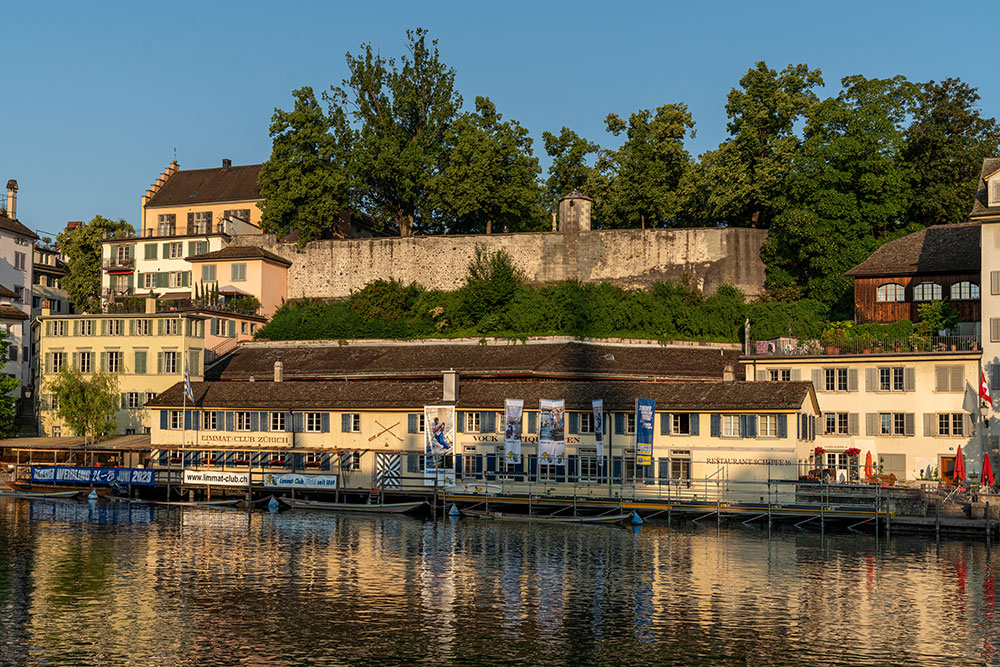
[4,1,997,238]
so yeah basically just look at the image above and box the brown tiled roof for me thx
[971,158,1000,219]
[0,305,28,321]
[145,164,262,208]
[186,245,291,266]
[147,378,811,412]
[844,222,981,277]
[0,214,38,240]
[0,285,18,298]
[207,341,744,382]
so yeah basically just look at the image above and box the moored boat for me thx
[281,498,427,514]
[7,480,115,497]
[461,509,631,525]
[0,489,82,499]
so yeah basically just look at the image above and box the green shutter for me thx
[73,320,80,336]
[157,352,163,374]
[129,319,136,336]
[127,273,134,289]
[45,353,52,374]
[156,272,168,288]
[162,243,170,258]
[181,271,189,287]
[101,320,107,336]
[135,350,146,374]
[145,243,157,260]
[157,319,164,335]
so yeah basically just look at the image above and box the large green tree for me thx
[430,96,544,234]
[329,28,462,236]
[48,369,120,444]
[0,330,19,438]
[542,127,599,206]
[587,104,696,228]
[901,78,1000,226]
[704,62,824,227]
[257,86,353,243]
[57,215,133,313]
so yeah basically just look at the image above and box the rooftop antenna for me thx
[173,147,177,163]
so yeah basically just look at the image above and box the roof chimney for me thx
[5,180,17,220]
[274,360,283,383]
[558,190,592,232]
[443,369,459,402]
[222,158,232,170]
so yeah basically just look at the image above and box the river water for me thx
[0,497,997,666]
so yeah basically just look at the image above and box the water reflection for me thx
[0,497,999,665]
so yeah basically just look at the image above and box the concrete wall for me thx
[230,227,768,300]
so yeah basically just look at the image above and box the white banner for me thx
[261,472,338,489]
[424,406,455,456]
[183,470,249,486]
[539,399,565,465]
[504,399,523,464]
[593,399,604,459]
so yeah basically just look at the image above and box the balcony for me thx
[748,335,981,358]
[102,257,134,271]
[141,222,234,239]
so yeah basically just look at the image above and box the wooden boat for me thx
[444,483,503,495]
[281,498,427,514]
[7,480,114,496]
[0,489,82,499]
[461,509,631,525]
[109,498,240,508]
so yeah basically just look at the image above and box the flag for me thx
[965,381,981,416]
[982,370,994,408]
[184,359,194,402]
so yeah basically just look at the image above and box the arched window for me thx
[876,283,905,302]
[950,282,980,300]
[913,282,942,302]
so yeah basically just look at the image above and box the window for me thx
[190,211,212,234]
[624,413,636,435]
[670,451,691,481]
[50,394,60,411]
[224,209,251,222]
[144,243,157,260]
[265,453,286,467]
[342,413,361,432]
[825,413,849,435]
[50,320,65,336]
[672,413,691,435]
[78,351,92,373]
[825,368,848,392]
[579,456,600,482]
[169,242,183,259]
[108,320,123,336]
[876,283,905,302]
[271,412,285,431]
[136,320,151,336]
[235,412,252,431]
[157,214,176,236]
[168,410,182,430]
[168,271,185,287]
[722,415,741,437]
[912,282,941,301]
[143,273,155,289]
[204,411,218,430]
[12,286,22,303]
[950,281,979,301]
[880,413,907,436]
[52,426,61,437]
[145,392,156,405]
[201,264,216,282]
[232,263,247,281]
[163,319,179,335]
[759,414,778,437]
[465,412,481,433]
[305,452,322,468]
[51,352,65,372]
[879,367,905,392]
[79,320,93,336]
[769,369,792,382]
[126,392,141,409]
[306,412,323,432]
[163,351,178,374]
[107,351,122,373]
[14,252,25,271]
[938,413,965,437]
[241,321,248,334]
[8,346,15,362]
[116,245,131,264]
[579,412,594,434]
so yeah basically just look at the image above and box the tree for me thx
[0,330,19,438]
[57,215,133,313]
[328,28,462,236]
[458,246,524,324]
[901,78,1000,226]
[48,369,119,444]
[587,104,696,228]
[430,96,545,234]
[705,61,824,227]
[542,127,599,205]
[258,87,353,243]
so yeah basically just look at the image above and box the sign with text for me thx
[30,466,155,486]
[261,472,338,489]
[635,398,656,466]
[183,470,249,486]
[593,399,604,459]
[539,399,565,465]
[504,399,523,464]
[197,432,292,448]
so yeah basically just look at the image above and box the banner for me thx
[183,469,249,486]
[424,406,456,456]
[592,399,604,459]
[504,399,524,464]
[30,466,155,486]
[635,398,656,466]
[539,399,566,465]
[262,472,338,489]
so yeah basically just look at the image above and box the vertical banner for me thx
[592,399,604,459]
[635,398,656,467]
[504,399,524,464]
[424,406,455,456]
[539,399,566,465]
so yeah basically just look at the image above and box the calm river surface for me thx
[1,498,998,666]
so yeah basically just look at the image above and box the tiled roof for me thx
[0,305,29,321]
[207,341,744,382]
[0,214,38,240]
[148,378,812,412]
[145,164,262,208]
[971,158,1000,219]
[0,285,18,298]
[843,222,981,277]
[186,245,291,266]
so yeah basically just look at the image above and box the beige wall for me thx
[194,258,286,317]
[141,201,263,237]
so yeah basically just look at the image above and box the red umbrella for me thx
[983,454,995,487]
[954,446,967,483]
[864,451,873,480]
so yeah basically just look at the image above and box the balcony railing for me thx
[141,222,233,238]
[749,335,981,357]
[102,257,134,270]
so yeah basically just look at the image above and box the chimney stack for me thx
[5,180,17,220]
[274,360,283,383]
[222,158,231,170]
[558,190,592,232]
[443,369,459,402]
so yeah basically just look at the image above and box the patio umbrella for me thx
[955,446,967,483]
[864,451,874,480]
[983,454,995,488]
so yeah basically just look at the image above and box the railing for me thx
[102,257,134,270]
[101,287,135,300]
[156,298,259,317]
[750,335,981,357]
[205,336,241,365]
[141,222,233,239]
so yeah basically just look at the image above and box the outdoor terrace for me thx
[748,335,981,358]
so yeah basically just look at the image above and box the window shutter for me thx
[407,456,418,473]
[847,369,858,392]
[904,367,916,392]
[935,366,948,392]
[191,408,199,431]
[480,411,494,433]
[157,352,163,374]
[904,413,915,437]
[614,413,624,435]
[321,413,330,433]
[100,320,107,336]
[777,414,787,438]
[689,413,699,436]
[569,412,579,434]
[866,413,878,436]
[160,410,167,430]
[456,412,465,433]
[743,415,757,439]
[848,413,859,436]
[866,368,877,391]
[993,365,1000,391]
[950,366,963,393]
[71,352,78,370]
[162,243,170,258]
[184,411,192,430]
[811,369,823,392]
[964,413,974,437]
[923,413,936,436]
[229,320,235,337]
[710,414,721,437]
[408,414,417,433]
[135,351,146,374]
[249,412,258,431]
[259,412,268,431]
[188,241,197,256]
[188,212,194,226]
[100,351,106,372]
[756,370,767,381]
[73,320,80,336]
[157,319,164,336]
[182,271,190,287]
[285,412,293,432]
[45,321,51,336]
[661,413,671,435]
[129,319,136,336]
[45,353,52,374]
[226,411,234,431]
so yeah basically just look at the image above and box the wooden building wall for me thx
[853,274,980,324]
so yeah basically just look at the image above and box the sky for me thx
[3,1,997,239]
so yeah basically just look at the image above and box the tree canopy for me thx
[0,330,19,438]
[57,215,133,313]
[48,369,120,444]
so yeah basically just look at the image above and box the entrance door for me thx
[940,456,956,485]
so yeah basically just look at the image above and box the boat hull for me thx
[0,489,81,499]
[461,509,630,524]
[7,481,112,496]
[281,498,426,514]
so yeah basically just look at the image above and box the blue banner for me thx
[30,466,156,486]
[635,398,656,467]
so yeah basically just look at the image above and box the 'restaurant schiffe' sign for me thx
[197,432,291,447]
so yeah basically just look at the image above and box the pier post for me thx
[988,502,992,548]
[935,497,940,539]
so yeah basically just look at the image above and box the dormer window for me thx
[991,178,1000,207]
[876,283,905,302]
[913,282,941,302]
[950,281,979,300]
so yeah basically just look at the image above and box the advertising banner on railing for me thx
[424,406,455,456]
[593,399,604,459]
[183,470,249,486]
[30,466,155,486]
[261,472,338,489]
[539,399,566,465]
[504,399,523,464]
[635,398,656,466]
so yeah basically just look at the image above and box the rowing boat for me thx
[110,498,240,508]
[0,489,82,499]
[281,498,427,514]
[7,481,113,496]
[461,509,631,524]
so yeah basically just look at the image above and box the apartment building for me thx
[31,243,71,318]
[0,179,38,398]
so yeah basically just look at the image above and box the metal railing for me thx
[750,335,981,357]
[102,257,134,270]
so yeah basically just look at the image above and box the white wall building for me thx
[0,179,37,398]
